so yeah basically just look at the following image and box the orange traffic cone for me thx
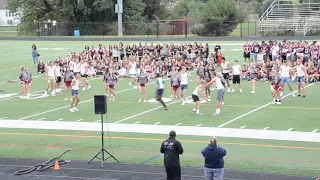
[54,161,60,170]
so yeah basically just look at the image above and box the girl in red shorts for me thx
[64,67,73,101]
[137,67,148,102]
[104,68,118,102]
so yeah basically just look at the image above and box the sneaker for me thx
[51,93,56,96]
[109,97,112,101]
[272,101,276,104]
[212,113,221,116]
[87,85,91,90]
[230,89,235,93]
[302,95,306,98]
[208,99,211,102]
[112,97,115,102]
[292,93,295,97]
[56,89,61,93]
[240,89,242,93]
[133,86,137,89]
[276,101,281,105]
[69,108,75,112]
[143,100,147,103]
[227,89,230,92]
[64,98,68,101]
[298,94,301,97]
[181,101,185,106]
[138,100,141,103]
[220,102,225,105]
[44,91,48,96]
[73,107,79,112]
[19,96,25,99]
[250,91,255,94]
[170,95,173,98]
[208,96,211,98]
[70,98,73,101]
[82,87,86,91]
[192,110,196,114]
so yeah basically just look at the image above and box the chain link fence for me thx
[0,20,261,38]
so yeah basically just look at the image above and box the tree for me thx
[123,0,148,35]
[193,0,243,36]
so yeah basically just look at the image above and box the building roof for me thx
[0,0,7,10]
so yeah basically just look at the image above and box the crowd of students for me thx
[19,40,319,113]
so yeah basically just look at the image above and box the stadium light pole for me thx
[115,0,123,36]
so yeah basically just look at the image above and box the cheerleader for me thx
[64,67,73,101]
[104,68,118,101]
[196,62,205,85]
[54,61,62,93]
[179,66,192,106]
[80,61,91,90]
[171,71,180,103]
[137,67,148,102]
[45,61,56,96]
[203,67,212,100]
[25,67,32,98]
[19,66,27,98]
[168,66,176,98]
[271,67,282,104]
[249,63,258,94]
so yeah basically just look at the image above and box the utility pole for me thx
[115,0,123,36]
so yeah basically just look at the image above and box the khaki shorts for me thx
[47,76,55,83]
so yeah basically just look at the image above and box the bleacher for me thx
[259,0,320,36]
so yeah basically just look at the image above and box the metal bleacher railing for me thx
[258,0,320,36]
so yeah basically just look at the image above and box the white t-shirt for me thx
[54,66,61,77]
[257,53,264,61]
[221,62,229,73]
[73,63,81,73]
[281,65,290,78]
[47,66,55,77]
[296,65,305,77]
[193,86,200,96]
[232,65,241,75]
[180,73,188,85]
[129,62,137,74]
[157,77,164,89]
[215,77,224,90]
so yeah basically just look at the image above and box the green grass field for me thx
[0,41,319,177]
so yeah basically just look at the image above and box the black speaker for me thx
[94,95,107,114]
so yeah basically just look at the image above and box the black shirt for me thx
[215,45,221,53]
[160,137,183,168]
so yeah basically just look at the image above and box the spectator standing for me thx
[160,130,184,180]
[201,137,227,180]
[32,44,39,65]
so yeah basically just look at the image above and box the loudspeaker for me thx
[94,95,107,114]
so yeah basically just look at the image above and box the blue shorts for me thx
[281,77,291,84]
[297,76,305,83]
[180,84,188,91]
[72,90,79,96]
[157,89,164,96]
[129,73,137,78]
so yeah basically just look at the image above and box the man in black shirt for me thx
[160,130,184,180]
[214,42,221,61]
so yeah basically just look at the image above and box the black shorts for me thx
[244,52,250,58]
[157,89,164,97]
[233,75,240,84]
[56,76,62,83]
[81,74,88,78]
[192,94,200,102]
[222,73,229,80]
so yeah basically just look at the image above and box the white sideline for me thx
[218,83,315,128]
[18,78,169,120]
[1,120,320,143]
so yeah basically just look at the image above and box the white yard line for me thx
[75,119,83,122]
[195,124,202,127]
[0,77,102,102]
[218,83,315,128]
[287,128,293,131]
[312,129,318,133]
[2,120,320,143]
[55,118,64,121]
[133,121,141,124]
[113,96,190,124]
[154,122,161,125]
[0,117,8,119]
[175,123,182,126]
[240,126,246,129]
[263,127,270,130]
[3,76,10,78]
[37,118,45,121]
[17,78,167,120]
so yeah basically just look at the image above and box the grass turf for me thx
[0,40,319,177]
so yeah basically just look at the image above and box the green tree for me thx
[123,0,148,35]
[194,0,243,36]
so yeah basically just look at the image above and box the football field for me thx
[0,40,319,178]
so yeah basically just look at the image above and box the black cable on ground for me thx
[14,149,71,175]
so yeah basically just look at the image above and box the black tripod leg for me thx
[88,151,101,164]
[103,149,120,163]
